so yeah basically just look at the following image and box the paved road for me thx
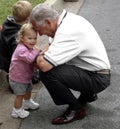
[20,0,120,129]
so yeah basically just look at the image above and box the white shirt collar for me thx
[57,9,67,27]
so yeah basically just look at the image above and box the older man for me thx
[30,4,111,124]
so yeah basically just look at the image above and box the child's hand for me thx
[34,45,40,50]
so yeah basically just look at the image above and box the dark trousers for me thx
[40,64,110,108]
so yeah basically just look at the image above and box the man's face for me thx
[31,19,57,38]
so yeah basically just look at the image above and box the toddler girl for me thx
[9,23,40,118]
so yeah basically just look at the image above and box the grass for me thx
[0,0,45,25]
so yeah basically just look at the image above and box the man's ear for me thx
[45,18,52,27]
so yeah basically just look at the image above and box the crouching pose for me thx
[30,4,111,124]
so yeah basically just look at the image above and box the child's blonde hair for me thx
[16,23,37,43]
[12,0,32,23]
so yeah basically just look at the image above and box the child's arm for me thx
[33,44,50,69]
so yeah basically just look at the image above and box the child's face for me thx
[21,30,37,49]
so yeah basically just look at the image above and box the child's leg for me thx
[9,80,30,118]
[14,95,24,109]
[12,94,29,118]
[24,82,32,100]
[23,92,39,110]
[24,92,31,100]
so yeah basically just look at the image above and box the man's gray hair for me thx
[30,4,59,25]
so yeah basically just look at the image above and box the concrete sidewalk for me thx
[0,0,84,129]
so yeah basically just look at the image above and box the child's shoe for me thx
[11,107,29,118]
[23,99,39,110]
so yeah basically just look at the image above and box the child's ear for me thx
[20,35,24,42]
[25,17,30,23]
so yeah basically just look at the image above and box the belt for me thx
[95,69,110,75]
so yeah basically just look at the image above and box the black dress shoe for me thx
[52,108,86,124]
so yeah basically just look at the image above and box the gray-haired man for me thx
[30,4,111,124]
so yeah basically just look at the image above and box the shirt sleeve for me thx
[18,47,40,64]
[44,33,83,66]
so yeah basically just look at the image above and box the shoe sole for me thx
[23,106,39,110]
[52,114,86,125]
[11,114,29,119]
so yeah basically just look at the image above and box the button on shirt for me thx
[44,9,110,71]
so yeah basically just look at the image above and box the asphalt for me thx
[0,0,84,129]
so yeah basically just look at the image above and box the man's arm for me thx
[36,55,53,72]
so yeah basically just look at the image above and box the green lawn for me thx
[0,0,45,25]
